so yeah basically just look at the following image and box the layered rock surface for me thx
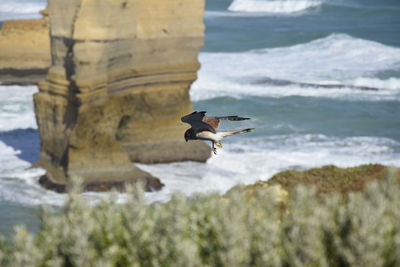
[0,11,51,84]
[34,0,210,191]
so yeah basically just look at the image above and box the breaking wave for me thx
[191,34,400,101]
[228,0,323,14]
[141,134,400,203]
[0,85,38,132]
[0,0,46,21]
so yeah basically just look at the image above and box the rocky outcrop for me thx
[34,0,210,191]
[0,10,51,84]
[239,164,400,197]
[225,164,400,203]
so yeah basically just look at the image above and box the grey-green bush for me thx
[1,176,399,267]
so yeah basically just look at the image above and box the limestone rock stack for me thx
[0,10,50,84]
[34,0,210,191]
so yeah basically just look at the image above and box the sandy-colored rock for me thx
[34,0,210,191]
[0,12,50,84]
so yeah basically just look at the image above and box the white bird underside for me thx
[196,129,254,142]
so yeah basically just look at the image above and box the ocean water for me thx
[0,0,399,235]
[0,0,45,21]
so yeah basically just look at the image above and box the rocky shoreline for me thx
[38,173,164,193]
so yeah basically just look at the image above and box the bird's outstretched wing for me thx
[181,111,206,124]
[181,111,251,132]
[181,111,216,133]
[203,115,250,129]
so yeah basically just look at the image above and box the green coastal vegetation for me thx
[0,164,399,266]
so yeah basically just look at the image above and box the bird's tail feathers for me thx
[216,116,250,121]
[217,128,255,139]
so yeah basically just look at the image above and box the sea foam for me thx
[1,131,398,206]
[140,134,400,203]
[191,34,400,101]
[0,85,38,132]
[0,0,46,21]
[350,77,400,91]
[228,0,323,14]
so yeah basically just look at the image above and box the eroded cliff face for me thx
[34,0,210,191]
[0,10,50,84]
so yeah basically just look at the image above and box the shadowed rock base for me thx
[0,68,48,85]
[39,174,164,193]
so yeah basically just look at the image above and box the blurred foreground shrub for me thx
[1,172,400,266]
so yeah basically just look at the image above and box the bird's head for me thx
[184,129,192,142]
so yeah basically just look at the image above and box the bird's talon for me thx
[215,142,223,148]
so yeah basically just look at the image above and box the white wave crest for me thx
[0,0,46,21]
[191,34,400,101]
[228,0,323,14]
[0,141,54,206]
[1,132,398,206]
[140,134,400,203]
[350,77,400,91]
[0,3,43,14]
[0,85,38,132]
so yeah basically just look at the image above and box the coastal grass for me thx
[0,165,399,266]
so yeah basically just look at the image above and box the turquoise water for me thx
[198,96,400,141]
[204,0,400,52]
[0,0,399,236]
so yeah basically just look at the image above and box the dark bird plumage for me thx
[181,111,254,154]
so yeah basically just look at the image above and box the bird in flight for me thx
[181,111,254,154]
